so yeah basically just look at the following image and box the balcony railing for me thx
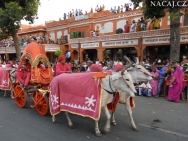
[69,26,188,44]
[0,46,26,54]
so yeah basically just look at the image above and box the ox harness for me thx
[103,76,117,96]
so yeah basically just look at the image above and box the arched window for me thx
[50,32,55,40]
[57,31,62,39]
[117,20,126,30]
[104,22,113,33]
[64,30,68,36]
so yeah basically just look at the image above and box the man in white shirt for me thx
[139,81,152,97]
[86,61,93,72]
[66,50,71,62]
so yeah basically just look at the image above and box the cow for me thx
[110,57,153,131]
[51,65,136,136]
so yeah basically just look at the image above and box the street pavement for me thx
[0,90,188,141]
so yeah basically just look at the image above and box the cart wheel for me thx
[13,85,27,108]
[33,91,49,116]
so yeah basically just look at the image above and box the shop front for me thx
[44,45,61,61]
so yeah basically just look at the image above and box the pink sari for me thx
[150,71,159,96]
[167,66,183,102]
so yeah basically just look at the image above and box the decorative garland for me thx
[21,54,51,68]
[21,54,33,64]
[32,55,51,68]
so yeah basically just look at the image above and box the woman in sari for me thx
[167,65,183,102]
[124,21,130,33]
[150,67,159,96]
[136,20,141,32]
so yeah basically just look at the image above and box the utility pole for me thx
[78,40,81,63]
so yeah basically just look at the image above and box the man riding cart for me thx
[15,58,31,88]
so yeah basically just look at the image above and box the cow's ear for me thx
[111,73,122,81]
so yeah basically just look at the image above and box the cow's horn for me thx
[136,57,139,65]
[121,63,133,75]
[125,56,131,63]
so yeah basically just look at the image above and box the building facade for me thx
[0,9,188,62]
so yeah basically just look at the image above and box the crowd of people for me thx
[63,3,133,20]
[51,55,187,103]
[139,57,187,102]
[20,35,46,46]
[0,51,187,103]
[0,38,14,48]
[0,35,46,48]
[124,16,161,33]
[110,3,132,13]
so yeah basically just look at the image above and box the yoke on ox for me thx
[50,65,136,136]
[12,42,53,116]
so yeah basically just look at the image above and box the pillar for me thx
[97,48,105,62]
[141,46,147,62]
[55,31,58,42]
[133,47,141,62]
[80,49,84,62]
[5,53,9,60]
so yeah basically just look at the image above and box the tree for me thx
[0,0,40,60]
[54,50,63,57]
[131,0,188,62]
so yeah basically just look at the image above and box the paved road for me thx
[0,90,188,141]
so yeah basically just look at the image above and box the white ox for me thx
[51,66,137,136]
[111,57,153,131]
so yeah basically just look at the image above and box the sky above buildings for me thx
[21,0,134,25]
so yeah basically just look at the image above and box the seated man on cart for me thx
[55,55,71,76]
[15,58,31,88]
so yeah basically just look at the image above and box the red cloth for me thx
[15,63,31,86]
[50,72,102,120]
[0,67,11,90]
[183,75,188,86]
[59,55,66,61]
[107,94,135,112]
[114,64,124,71]
[55,62,71,76]
[107,93,120,112]
[166,76,171,86]
[22,58,27,62]
[90,64,103,72]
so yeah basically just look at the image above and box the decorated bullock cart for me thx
[12,42,53,115]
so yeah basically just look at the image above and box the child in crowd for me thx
[139,81,152,97]
[182,70,188,100]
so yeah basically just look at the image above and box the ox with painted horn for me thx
[110,56,153,131]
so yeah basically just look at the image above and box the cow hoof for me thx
[103,128,110,134]
[53,121,58,124]
[111,121,117,126]
[69,124,75,129]
[95,131,102,137]
[132,127,139,131]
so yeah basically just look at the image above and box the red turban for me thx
[59,55,66,61]
[21,58,27,63]
[114,64,124,71]
[90,64,103,72]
